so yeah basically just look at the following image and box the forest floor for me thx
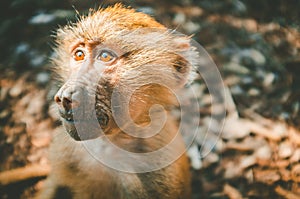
[0,0,299,198]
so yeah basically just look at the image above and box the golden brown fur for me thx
[36,4,199,199]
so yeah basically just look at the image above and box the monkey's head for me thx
[53,4,198,141]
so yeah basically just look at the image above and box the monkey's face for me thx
[53,7,196,141]
[54,41,123,141]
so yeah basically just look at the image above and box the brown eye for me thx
[98,50,116,63]
[73,49,85,61]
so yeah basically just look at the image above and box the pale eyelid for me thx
[97,50,117,62]
[69,41,85,53]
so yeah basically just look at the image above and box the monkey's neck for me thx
[73,113,186,171]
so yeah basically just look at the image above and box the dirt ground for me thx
[0,0,299,198]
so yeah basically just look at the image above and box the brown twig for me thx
[0,164,50,186]
[275,186,300,199]
[223,183,243,199]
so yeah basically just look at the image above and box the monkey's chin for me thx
[62,119,102,141]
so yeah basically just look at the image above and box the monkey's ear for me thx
[173,36,199,85]
[173,37,191,51]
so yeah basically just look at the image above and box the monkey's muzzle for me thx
[55,85,109,141]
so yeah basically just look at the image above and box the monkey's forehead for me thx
[56,4,167,44]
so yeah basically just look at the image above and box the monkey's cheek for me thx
[96,111,109,128]
[62,121,81,141]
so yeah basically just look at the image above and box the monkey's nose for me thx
[54,89,80,111]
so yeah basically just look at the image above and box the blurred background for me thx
[0,0,299,198]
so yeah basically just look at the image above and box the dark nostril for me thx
[54,95,62,104]
[55,87,81,110]
[54,94,73,110]
[61,96,80,110]
[62,97,72,110]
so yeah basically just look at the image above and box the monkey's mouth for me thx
[59,109,75,123]
[58,107,109,141]
[59,108,108,123]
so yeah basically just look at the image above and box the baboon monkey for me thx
[37,4,199,199]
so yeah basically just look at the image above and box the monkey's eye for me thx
[73,49,85,61]
[98,50,116,63]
